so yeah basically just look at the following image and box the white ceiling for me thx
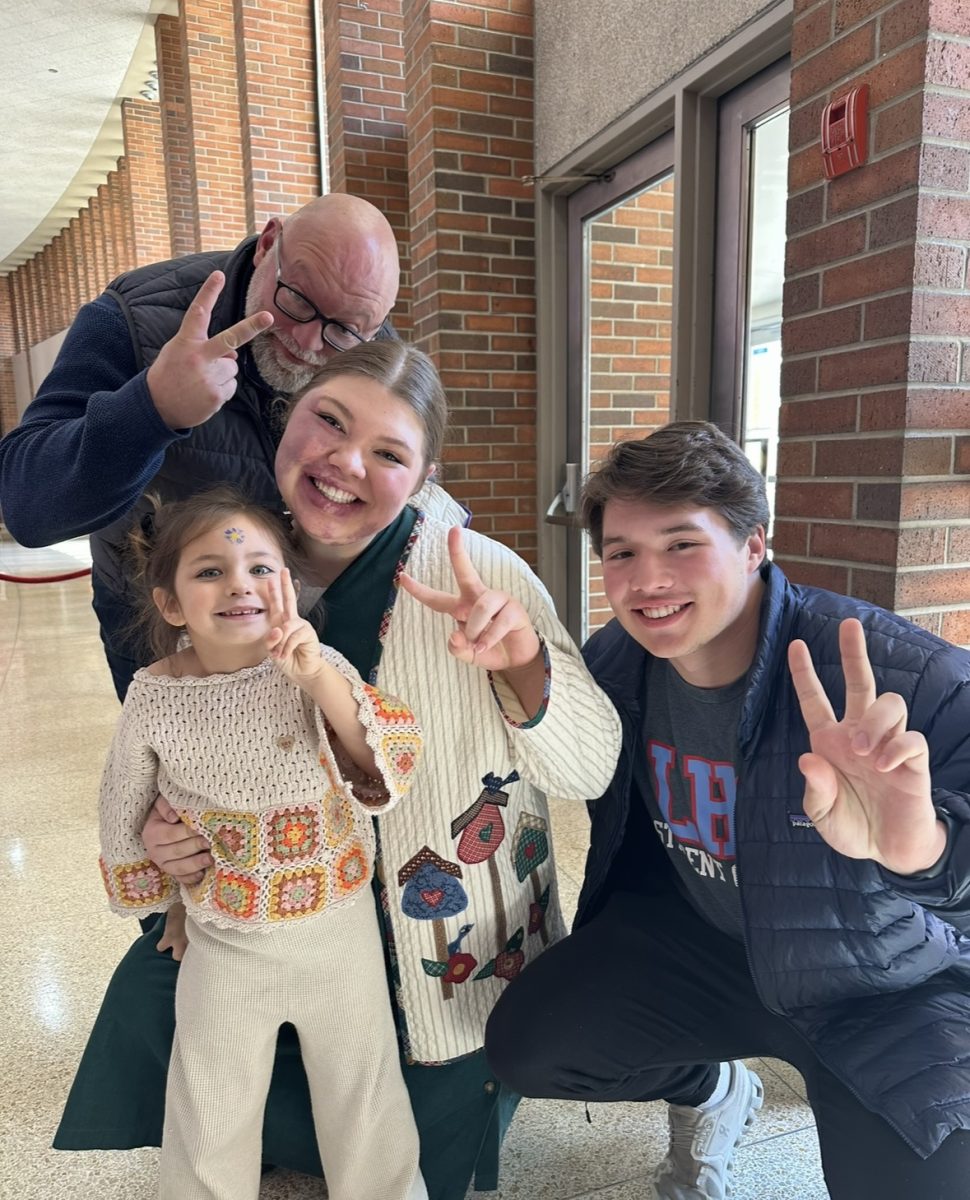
[0,0,177,275]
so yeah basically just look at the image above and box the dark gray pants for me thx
[485,889,970,1200]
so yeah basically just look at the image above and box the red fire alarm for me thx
[821,85,869,180]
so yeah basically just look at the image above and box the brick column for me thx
[51,234,69,334]
[23,260,44,347]
[103,172,124,277]
[156,13,196,256]
[116,160,138,271]
[37,247,54,343]
[180,0,249,247]
[404,0,537,558]
[322,0,412,333]
[778,0,970,642]
[122,98,174,266]
[66,217,84,312]
[78,206,99,301]
[88,193,110,294]
[11,271,35,396]
[0,276,17,434]
[108,168,136,274]
[236,0,320,230]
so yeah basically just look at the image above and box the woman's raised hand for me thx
[399,526,541,674]
[266,567,323,686]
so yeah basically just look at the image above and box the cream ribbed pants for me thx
[160,898,427,1200]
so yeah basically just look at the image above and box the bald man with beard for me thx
[0,195,459,699]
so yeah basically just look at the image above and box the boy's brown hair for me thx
[581,421,770,557]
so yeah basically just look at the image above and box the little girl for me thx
[97,485,427,1200]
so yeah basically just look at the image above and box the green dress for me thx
[54,508,517,1197]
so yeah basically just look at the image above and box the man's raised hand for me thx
[788,618,946,875]
[399,525,541,674]
[146,271,274,431]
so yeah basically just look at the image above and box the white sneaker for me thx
[651,1061,764,1199]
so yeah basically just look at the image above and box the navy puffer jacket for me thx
[578,561,970,1158]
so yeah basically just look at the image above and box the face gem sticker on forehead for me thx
[224,527,246,544]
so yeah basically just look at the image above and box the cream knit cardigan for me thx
[371,516,622,1063]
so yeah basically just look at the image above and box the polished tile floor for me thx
[0,531,828,1199]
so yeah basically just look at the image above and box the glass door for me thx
[556,135,675,642]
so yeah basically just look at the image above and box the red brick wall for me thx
[236,0,321,228]
[404,0,538,561]
[322,0,413,333]
[780,0,970,639]
[181,0,249,248]
[122,100,172,266]
[156,14,196,257]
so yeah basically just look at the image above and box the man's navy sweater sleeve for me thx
[0,294,187,547]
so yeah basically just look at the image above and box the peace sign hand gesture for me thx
[265,567,324,688]
[399,526,542,674]
[788,618,947,876]
[146,270,274,431]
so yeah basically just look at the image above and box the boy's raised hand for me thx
[266,567,323,686]
[788,618,946,875]
[399,525,541,674]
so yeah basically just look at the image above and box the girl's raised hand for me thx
[399,525,541,673]
[266,567,323,685]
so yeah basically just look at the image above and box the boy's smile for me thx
[600,500,766,688]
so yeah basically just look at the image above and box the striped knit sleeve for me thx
[468,532,622,802]
[316,645,424,815]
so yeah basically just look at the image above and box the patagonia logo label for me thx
[788,813,815,829]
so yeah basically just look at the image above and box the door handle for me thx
[544,463,582,528]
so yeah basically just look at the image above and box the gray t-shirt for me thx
[636,658,746,940]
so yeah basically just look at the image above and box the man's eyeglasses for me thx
[273,227,367,352]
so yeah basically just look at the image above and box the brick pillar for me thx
[0,276,16,434]
[103,173,121,279]
[122,98,174,266]
[778,0,970,641]
[108,168,136,274]
[180,0,249,247]
[236,0,321,230]
[404,0,537,558]
[322,0,412,333]
[88,193,110,295]
[156,13,197,256]
[36,247,53,343]
[116,160,138,271]
[24,260,44,347]
[50,234,69,333]
[78,206,98,301]
[11,271,34,398]
[66,217,84,313]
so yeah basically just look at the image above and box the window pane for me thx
[742,107,788,533]
[583,174,675,639]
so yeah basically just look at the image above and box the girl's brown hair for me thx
[127,486,298,661]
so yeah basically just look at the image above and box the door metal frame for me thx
[711,56,792,441]
[534,1,793,639]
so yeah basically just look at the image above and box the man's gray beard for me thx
[250,331,319,395]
